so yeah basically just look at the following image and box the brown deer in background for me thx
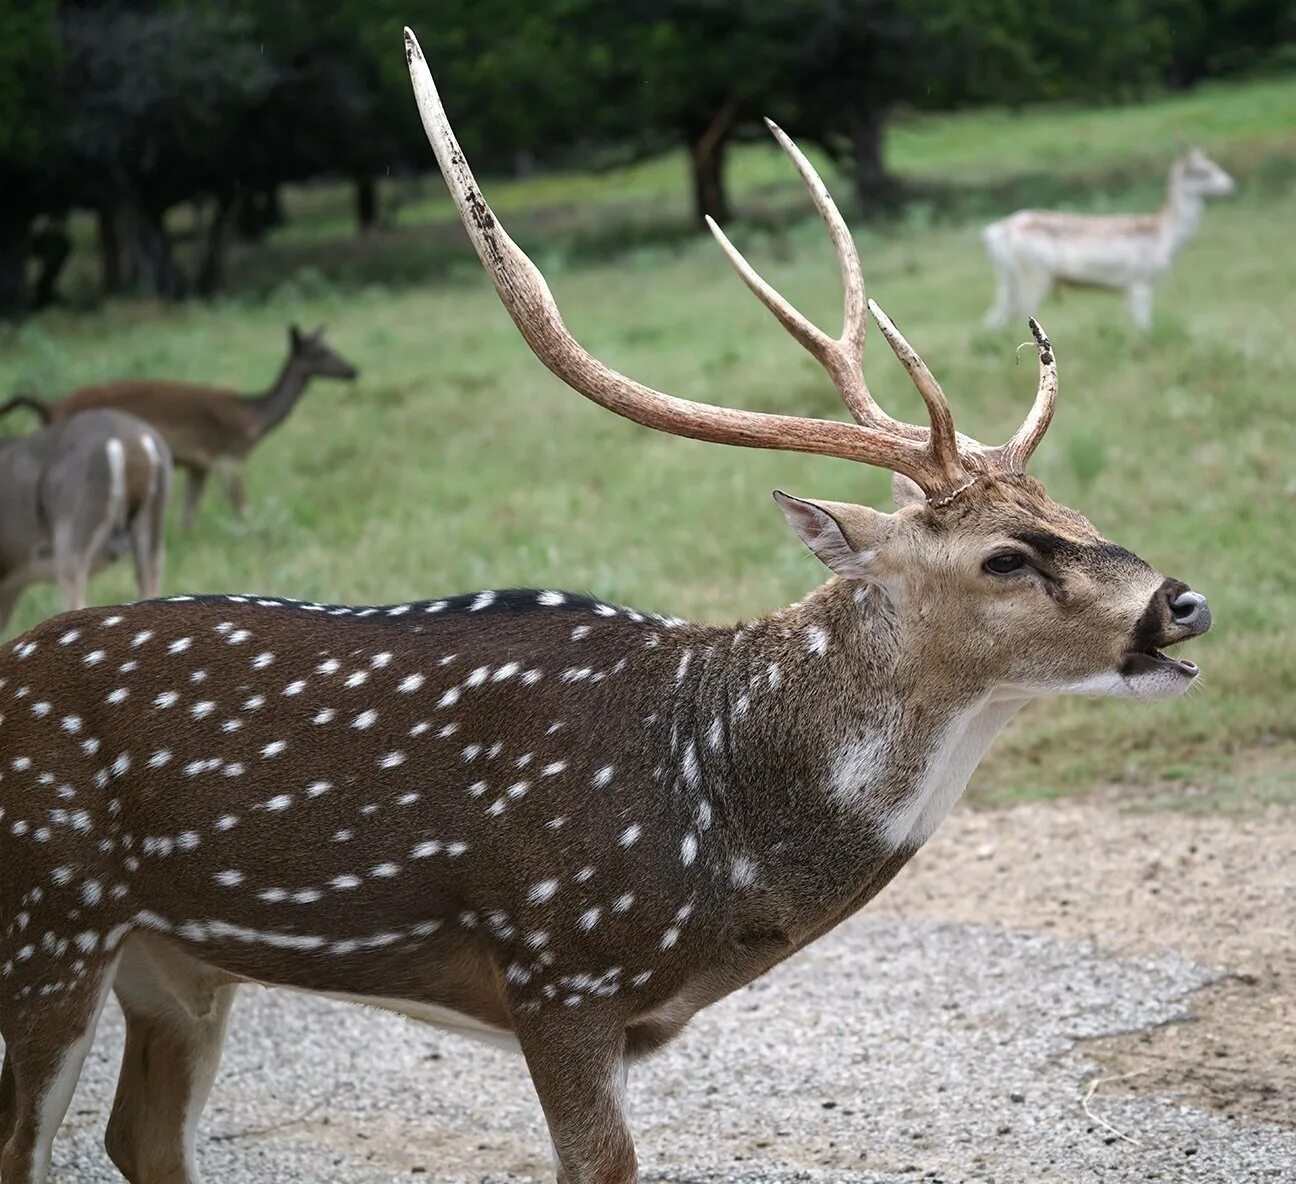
[0,410,171,635]
[0,30,1212,1184]
[0,326,359,529]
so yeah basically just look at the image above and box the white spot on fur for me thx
[804,625,829,656]
[681,832,698,865]
[528,879,559,904]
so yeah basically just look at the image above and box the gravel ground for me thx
[26,795,1296,1183]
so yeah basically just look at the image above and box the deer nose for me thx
[1168,588,1211,635]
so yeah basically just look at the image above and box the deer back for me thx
[50,381,259,466]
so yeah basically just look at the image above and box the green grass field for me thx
[3,78,1293,809]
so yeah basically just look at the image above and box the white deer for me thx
[982,147,1235,330]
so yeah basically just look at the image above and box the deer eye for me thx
[984,553,1026,575]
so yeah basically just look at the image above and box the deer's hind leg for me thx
[129,440,172,601]
[216,463,247,519]
[105,937,237,1184]
[179,467,208,531]
[0,952,120,1184]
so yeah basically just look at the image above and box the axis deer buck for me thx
[982,147,1235,330]
[0,410,171,638]
[0,325,359,529]
[0,29,1214,1184]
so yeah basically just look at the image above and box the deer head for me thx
[1174,147,1236,200]
[404,30,1210,709]
[288,324,360,381]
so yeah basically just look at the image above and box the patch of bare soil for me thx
[874,794,1296,1128]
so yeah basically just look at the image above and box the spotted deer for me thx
[0,410,171,637]
[982,147,1235,330]
[0,326,359,529]
[0,29,1213,1184]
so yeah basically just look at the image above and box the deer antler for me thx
[987,318,1058,471]
[704,119,918,439]
[405,27,1054,498]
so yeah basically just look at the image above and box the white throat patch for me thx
[828,697,1027,850]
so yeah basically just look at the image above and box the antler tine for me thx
[703,215,841,375]
[994,318,1058,469]
[404,28,948,488]
[762,120,867,363]
[702,121,921,438]
[866,300,970,490]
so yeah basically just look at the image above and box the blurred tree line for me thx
[1,0,1292,316]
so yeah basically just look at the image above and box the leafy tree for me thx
[59,2,277,298]
[0,0,61,315]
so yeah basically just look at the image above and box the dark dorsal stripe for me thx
[151,588,648,625]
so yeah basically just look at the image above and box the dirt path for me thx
[874,793,1296,1131]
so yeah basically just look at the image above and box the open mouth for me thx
[1121,644,1199,679]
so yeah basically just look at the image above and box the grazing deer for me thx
[982,147,1235,330]
[0,29,1213,1184]
[0,410,171,636]
[0,326,359,529]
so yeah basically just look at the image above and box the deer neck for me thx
[249,355,314,438]
[663,580,1025,932]
[1158,168,1206,258]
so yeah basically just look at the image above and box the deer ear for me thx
[289,324,303,349]
[891,473,926,510]
[773,491,892,580]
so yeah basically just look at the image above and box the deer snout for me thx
[1138,579,1211,648]
[1167,587,1211,636]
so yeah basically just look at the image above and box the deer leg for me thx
[1128,282,1154,330]
[180,468,208,531]
[1014,266,1054,319]
[105,941,237,1184]
[0,957,118,1184]
[51,522,91,614]
[517,1018,635,1184]
[129,491,168,603]
[218,466,247,518]
[982,261,1016,329]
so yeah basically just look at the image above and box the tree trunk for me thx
[686,97,739,227]
[30,218,71,310]
[266,185,284,230]
[125,201,186,300]
[235,186,285,242]
[97,204,124,295]
[847,102,897,213]
[195,192,240,298]
[354,175,377,234]
[0,216,29,319]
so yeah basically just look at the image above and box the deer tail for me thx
[0,395,53,424]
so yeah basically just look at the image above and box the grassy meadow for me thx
[3,78,1293,809]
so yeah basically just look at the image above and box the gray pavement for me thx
[38,914,1293,1183]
